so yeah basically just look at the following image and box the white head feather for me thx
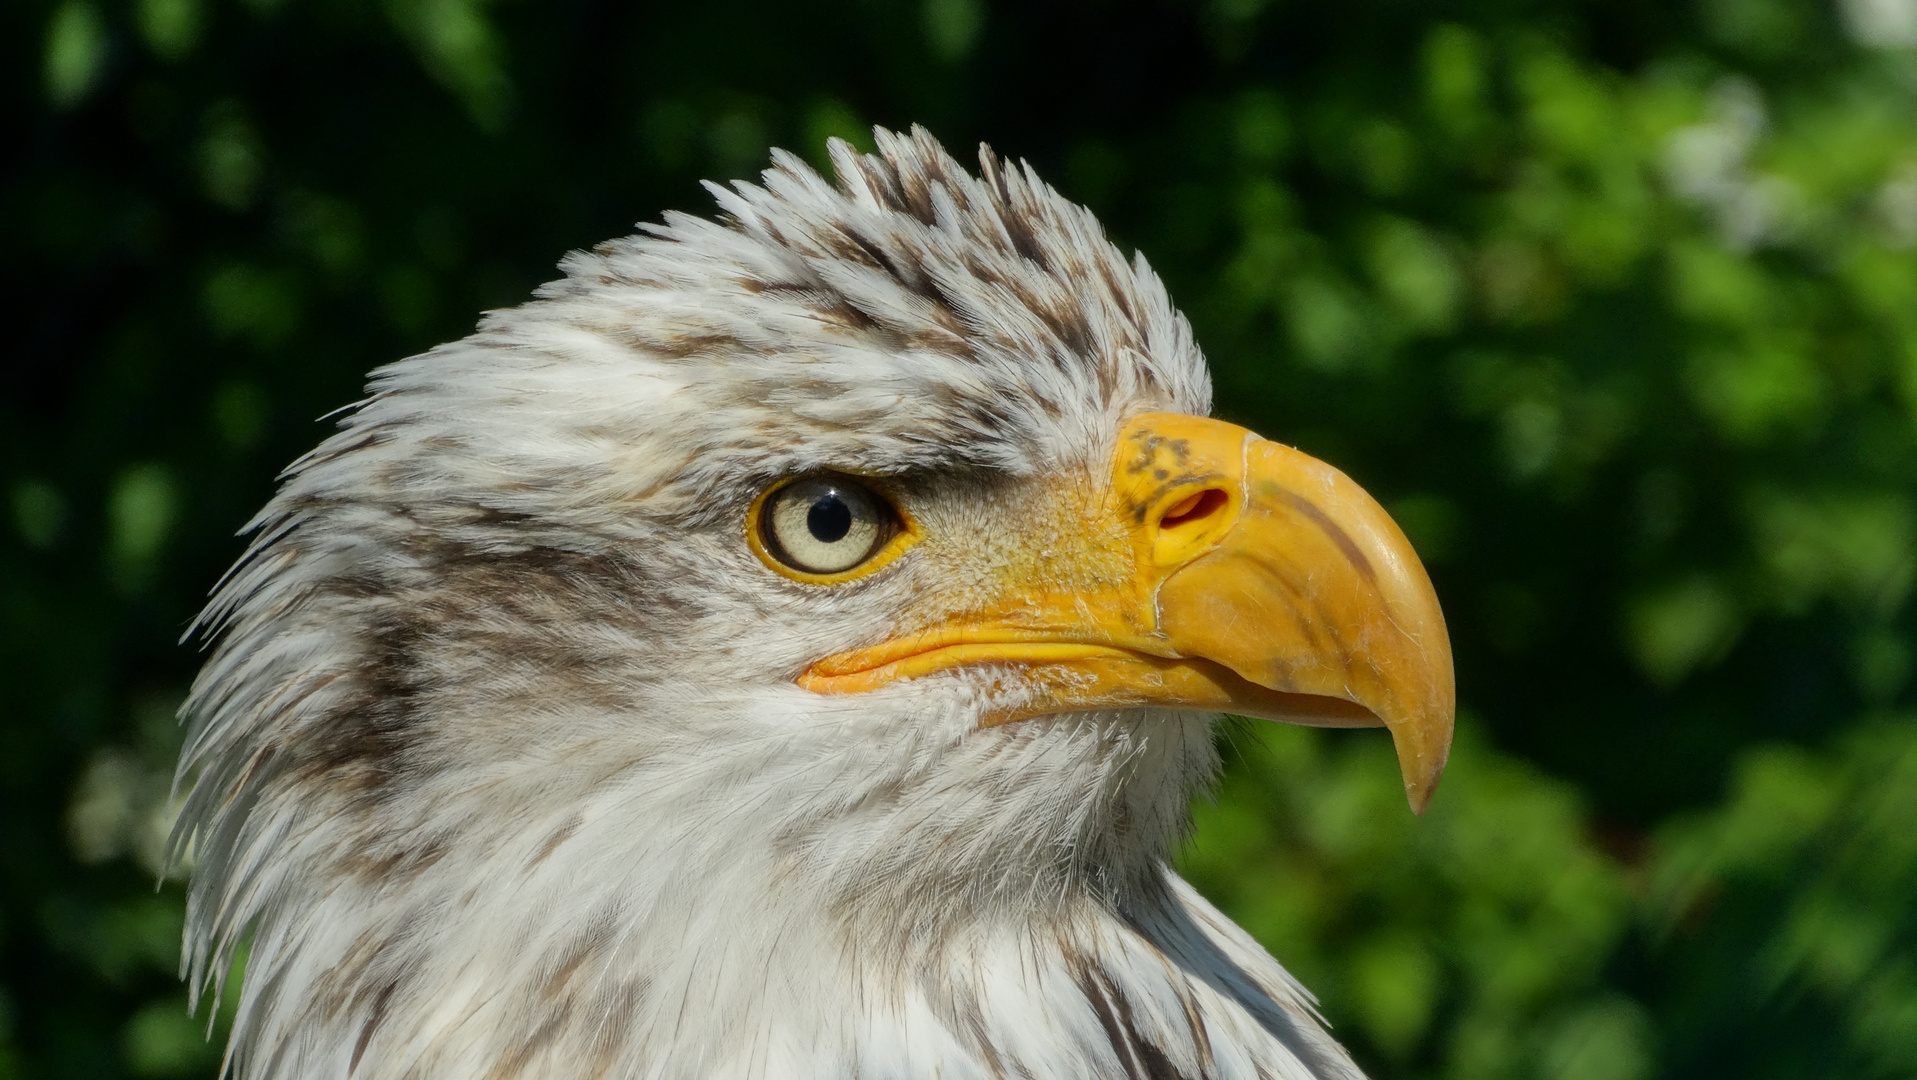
[176,126,1364,1080]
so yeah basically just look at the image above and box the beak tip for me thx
[1406,778,1440,815]
[1392,718,1452,816]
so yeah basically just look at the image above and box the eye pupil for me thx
[807,495,852,543]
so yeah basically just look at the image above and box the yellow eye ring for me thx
[747,474,920,585]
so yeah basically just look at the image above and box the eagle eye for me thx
[754,475,903,579]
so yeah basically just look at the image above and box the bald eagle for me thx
[175,126,1452,1080]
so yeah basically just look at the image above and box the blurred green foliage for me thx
[6,0,1917,1077]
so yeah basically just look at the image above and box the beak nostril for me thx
[1160,488,1229,529]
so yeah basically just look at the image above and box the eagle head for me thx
[177,126,1452,1080]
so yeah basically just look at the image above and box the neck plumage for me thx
[181,587,1357,1080]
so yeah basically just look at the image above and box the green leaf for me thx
[43,2,106,107]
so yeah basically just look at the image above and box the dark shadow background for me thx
[6,0,1917,1076]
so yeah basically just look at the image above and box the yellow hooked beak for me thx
[798,413,1455,812]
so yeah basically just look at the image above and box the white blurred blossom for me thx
[67,746,190,878]
[1838,0,1917,48]
[1663,78,1801,250]
[1876,160,1917,247]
